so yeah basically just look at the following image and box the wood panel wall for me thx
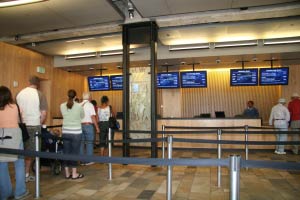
[83,66,299,123]
[51,68,85,118]
[85,90,123,114]
[282,65,300,102]
[0,42,85,124]
[181,69,280,123]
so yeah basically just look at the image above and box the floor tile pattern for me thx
[7,148,300,200]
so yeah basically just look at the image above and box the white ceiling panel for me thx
[132,0,299,17]
[25,34,123,55]
[231,0,298,8]
[159,18,300,45]
[0,0,123,37]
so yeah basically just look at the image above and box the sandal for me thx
[65,174,72,179]
[72,173,84,180]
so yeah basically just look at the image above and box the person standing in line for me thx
[0,86,29,200]
[288,92,300,154]
[79,93,99,165]
[16,76,48,182]
[243,100,259,118]
[60,89,84,179]
[98,96,112,156]
[269,98,290,155]
[91,100,100,147]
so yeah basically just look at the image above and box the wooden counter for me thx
[157,118,266,149]
[53,117,288,150]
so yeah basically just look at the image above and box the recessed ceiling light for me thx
[66,38,95,43]
[0,0,47,8]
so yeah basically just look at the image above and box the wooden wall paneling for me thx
[178,69,280,122]
[50,69,85,119]
[282,65,300,101]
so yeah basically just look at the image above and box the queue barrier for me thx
[161,124,300,190]
[3,124,299,200]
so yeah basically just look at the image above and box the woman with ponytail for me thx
[60,89,85,179]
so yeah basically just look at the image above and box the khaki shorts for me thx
[24,125,41,151]
[290,120,300,129]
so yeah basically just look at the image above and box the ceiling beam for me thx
[156,2,300,28]
[1,2,299,45]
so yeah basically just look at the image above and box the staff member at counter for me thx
[243,100,259,118]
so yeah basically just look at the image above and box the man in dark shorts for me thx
[16,76,48,182]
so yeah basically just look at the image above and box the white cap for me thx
[292,92,300,98]
[278,98,286,103]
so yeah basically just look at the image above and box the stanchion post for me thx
[162,125,165,159]
[217,128,222,188]
[35,131,40,199]
[244,125,249,170]
[108,128,112,180]
[167,135,173,200]
[230,155,241,200]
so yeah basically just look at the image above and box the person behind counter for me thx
[243,100,259,118]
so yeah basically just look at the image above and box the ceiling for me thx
[0,0,122,37]
[0,0,300,75]
[132,0,298,17]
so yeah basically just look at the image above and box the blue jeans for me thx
[80,124,95,156]
[0,157,26,200]
[62,134,81,167]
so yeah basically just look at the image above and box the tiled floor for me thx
[10,148,300,200]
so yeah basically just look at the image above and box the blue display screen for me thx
[157,72,180,88]
[181,71,207,88]
[230,69,258,86]
[110,75,123,90]
[259,67,289,85]
[88,76,110,91]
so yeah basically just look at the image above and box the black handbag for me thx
[108,116,120,130]
[108,105,119,130]
[16,104,30,142]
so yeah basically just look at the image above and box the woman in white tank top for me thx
[98,96,113,156]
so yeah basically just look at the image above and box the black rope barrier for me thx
[0,148,228,167]
[242,160,300,171]
[222,130,300,134]
[172,138,300,145]
[164,126,246,129]
[1,148,300,170]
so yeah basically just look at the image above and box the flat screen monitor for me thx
[157,72,180,89]
[110,75,123,90]
[215,111,225,118]
[180,71,207,88]
[259,67,289,85]
[87,76,110,91]
[230,68,258,86]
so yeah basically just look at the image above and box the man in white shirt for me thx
[269,98,290,154]
[16,76,48,182]
[80,92,99,165]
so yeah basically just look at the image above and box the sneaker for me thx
[275,150,286,155]
[84,162,95,166]
[25,175,35,182]
[292,149,298,155]
[14,190,30,200]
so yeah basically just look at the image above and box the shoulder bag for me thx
[16,104,30,142]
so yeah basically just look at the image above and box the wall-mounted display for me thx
[259,67,289,85]
[181,71,207,88]
[230,69,258,86]
[88,76,110,91]
[157,72,180,89]
[110,75,123,90]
